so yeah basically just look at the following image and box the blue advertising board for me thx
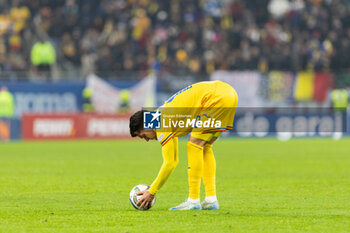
[0,81,143,118]
[227,110,348,137]
[1,82,85,117]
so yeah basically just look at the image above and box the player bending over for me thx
[129,80,238,210]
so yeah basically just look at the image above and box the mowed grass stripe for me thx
[0,138,349,232]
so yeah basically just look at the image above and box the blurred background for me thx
[0,0,349,141]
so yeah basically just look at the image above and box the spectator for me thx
[82,86,94,113]
[30,37,56,79]
[331,88,349,140]
[0,86,15,118]
[119,89,131,113]
[1,0,350,79]
[331,88,349,111]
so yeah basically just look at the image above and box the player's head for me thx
[129,110,156,141]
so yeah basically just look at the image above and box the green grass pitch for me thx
[0,138,350,233]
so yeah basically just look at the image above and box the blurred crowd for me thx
[0,0,350,79]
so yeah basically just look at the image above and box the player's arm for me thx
[148,136,179,195]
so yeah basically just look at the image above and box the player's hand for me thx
[136,190,155,209]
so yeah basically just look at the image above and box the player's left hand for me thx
[136,190,155,209]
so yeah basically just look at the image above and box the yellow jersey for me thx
[155,80,238,146]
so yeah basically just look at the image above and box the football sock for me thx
[187,141,204,200]
[205,196,217,203]
[203,144,216,197]
[188,198,200,204]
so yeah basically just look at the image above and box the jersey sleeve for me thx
[156,131,175,147]
[148,137,179,195]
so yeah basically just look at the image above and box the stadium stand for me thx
[0,0,350,80]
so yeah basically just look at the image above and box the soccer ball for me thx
[129,184,156,210]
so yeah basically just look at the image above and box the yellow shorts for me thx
[191,131,222,142]
[191,82,238,142]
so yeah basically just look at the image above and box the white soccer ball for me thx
[129,184,156,210]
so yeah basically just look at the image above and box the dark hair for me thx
[129,110,144,137]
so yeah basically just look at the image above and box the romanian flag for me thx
[294,71,315,101]
[312,72,333,103]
